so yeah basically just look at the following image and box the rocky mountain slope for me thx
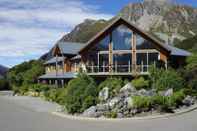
[41,0,197,60]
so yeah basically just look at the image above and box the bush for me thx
[151,95,175,112]
[171,90,185,107]
[43,87,67,105]
[133,96,152,110]
[64,73,98,114]
[98,77,124,97]
[184,54,197,91]
[131,77,149,90]
[0,79,10,90]
[105,111,117,118]
[150,67,184,91]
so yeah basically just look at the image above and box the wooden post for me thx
[97,53,100,72]
[91,62,94,73]
[61,79,64,87]
[132,33,136,73]
[55,55,58,76]
[141,61,143,73]
[115,61,117,73]
[62,56,65,75]
[109,33,113,73]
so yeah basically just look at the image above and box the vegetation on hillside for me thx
[7,60,45,92]
[175,35,197,53]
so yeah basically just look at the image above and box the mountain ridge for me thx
[41,1,197,60]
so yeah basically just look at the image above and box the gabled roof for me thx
[54,42,85,55]
[79,17,171,54]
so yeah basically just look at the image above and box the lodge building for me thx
[38,17,191,86]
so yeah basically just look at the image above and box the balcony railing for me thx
[86,64,149,75]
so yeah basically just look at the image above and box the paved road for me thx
[0,95,197,131]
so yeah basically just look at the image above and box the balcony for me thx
[85,63,149,76]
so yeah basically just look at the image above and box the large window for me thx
[99,53,109,72]
[136,52,159,72]
[112,25,132,50]
[113,53,132,72]
[136,35,155,50]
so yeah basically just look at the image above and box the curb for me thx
[51,104,197,121]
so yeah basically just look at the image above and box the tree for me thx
[64,73,98,114]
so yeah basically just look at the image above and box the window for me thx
[137,53,147,65]
[113,53,132,72]
[97,35,110,51]
[99,54,109,72]
[148,53,159,65]
[136,35,155,50]
[112,25,132,50]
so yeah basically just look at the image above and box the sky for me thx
[0,0,196,67]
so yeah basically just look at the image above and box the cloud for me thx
[0,0,113,67]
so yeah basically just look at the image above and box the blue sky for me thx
[0,0,196,67]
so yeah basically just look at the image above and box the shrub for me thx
[171,90,185,107]
[44,88,66,103]
[105,111,117,118]
[150,95,173,112]
[0,79,10,90]
[184,54,197,91]
[64,73,98,114]
[150,67,184,91]
[131,77,149,90]
[98,77,124,97]
[133,96,152,110]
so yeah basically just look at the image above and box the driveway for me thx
[0,94,197,131]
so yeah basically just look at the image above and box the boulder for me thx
[138,89,148,96]
[182,96,195,106]
[125,97,133,108]
[164,88,173,96]
[82,106,97,117]
[159,88,173,96]
[108,97,120,108]
[96,104,110,112]
[99,87,109,101]
[117,113,124,118]
[120,83,136,93]
[146,89,156,96]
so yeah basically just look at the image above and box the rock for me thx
[99,87,109,101]
[108,97,120,108]
[182,96,195,106]
[120,83,136,93]
[146,89,156,96]
[125,97,133,108]
[164,88,173,96]
[138,89,148,96]
[82,106,97,117]
[117,113,124,118]
[96,104,110,112]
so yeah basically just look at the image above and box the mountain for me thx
[41,0,197,60]
[0,65,8,78]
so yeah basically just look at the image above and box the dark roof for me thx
[44,57,64,65]
[39,72,77,79]
[57,42,85,55]
[167,45,192,56]
[79,17,172,54]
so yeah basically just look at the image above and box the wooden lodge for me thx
[38,17,191,86]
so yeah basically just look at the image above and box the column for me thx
[55,55,58,76]
[132,33,136,73]
[109,33,113,73]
